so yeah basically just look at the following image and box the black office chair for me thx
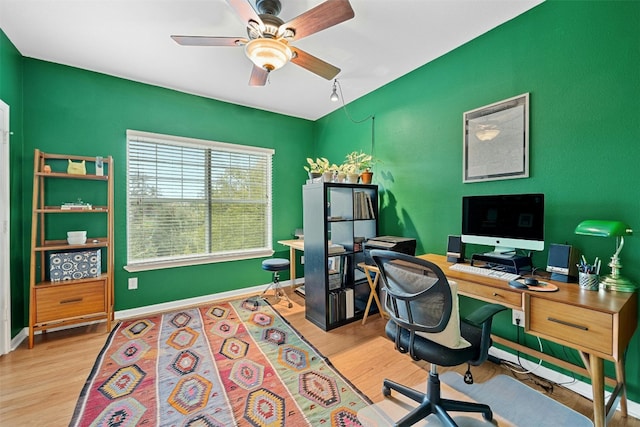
[371,249,506,427]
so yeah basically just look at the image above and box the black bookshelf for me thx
[302,182,378,330]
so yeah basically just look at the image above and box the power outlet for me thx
[512,309,525,327]
[128,277,138,290]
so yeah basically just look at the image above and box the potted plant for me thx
[341,161,360,183]
[303,157,330,180]
[344,151,376,184]
[334,163,347,183]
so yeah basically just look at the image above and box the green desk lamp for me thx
[574,220,635,292]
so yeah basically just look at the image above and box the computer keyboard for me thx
[449,263,520,281]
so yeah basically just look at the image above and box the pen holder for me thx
[579,272,600,291]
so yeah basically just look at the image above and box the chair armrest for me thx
[463,303,507,328]
[462,303,506,366]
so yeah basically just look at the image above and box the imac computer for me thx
[461,193,544,272]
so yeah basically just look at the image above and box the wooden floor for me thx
[1,291,638,426]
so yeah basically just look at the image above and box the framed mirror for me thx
[463,93,529,183]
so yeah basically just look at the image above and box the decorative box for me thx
[49,249,101,281]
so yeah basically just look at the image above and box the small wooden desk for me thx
[277,239,304,286]
[357,262,388,324]
[420,254,637,427]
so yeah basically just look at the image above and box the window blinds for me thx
[126,130,273,269]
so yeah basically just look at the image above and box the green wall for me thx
[0,29,25,338]
[19,59,312,312]
[3,0,640,404]
[316,1,640,402]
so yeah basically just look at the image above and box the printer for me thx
[363,236,417,265]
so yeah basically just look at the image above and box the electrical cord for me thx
[331,79,376,158]
[332,79,374,124]
[502,317,543,375]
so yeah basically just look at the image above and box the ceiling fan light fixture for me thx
[245,38,292,71]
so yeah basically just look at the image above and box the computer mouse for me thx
[524,277,539,286]
[509,280,529,289]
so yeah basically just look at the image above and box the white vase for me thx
[322,171,333,182]
[347,173,360,184]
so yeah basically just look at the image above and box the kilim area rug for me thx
[70,297,372,427]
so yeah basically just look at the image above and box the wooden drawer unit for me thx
[527,296,612,355]
[456,279,522,309]
[35,280,107,324]
[29,150,114,347]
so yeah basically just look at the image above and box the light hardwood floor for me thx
[1,291,638,426]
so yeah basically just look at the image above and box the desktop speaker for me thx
[546,243,579,282]
[446,235,465,263]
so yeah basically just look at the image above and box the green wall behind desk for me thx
[2,0,640,405]
[316,1,640,402]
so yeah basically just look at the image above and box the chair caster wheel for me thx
[288,303,293,308]
[382,385,391,397]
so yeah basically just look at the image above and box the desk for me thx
[277,239,304,286]
[357,262,388,324]
[420,254,637,427]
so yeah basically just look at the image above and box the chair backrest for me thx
[371,250,453,335]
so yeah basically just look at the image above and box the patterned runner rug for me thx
[70,297,371,426]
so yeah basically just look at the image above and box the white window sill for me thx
[124,249,274,272]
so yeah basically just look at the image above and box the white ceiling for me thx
[0,0,543,120]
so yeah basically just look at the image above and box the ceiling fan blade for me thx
[249,65,269,86]
[171,35,247,46]
[290,47,340,80]
[278,0,354,41]
[226,0,265,33]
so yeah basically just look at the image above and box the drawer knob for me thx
[60,297,83,304]
[548,317,588,331]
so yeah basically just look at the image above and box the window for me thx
[126,130,274,271]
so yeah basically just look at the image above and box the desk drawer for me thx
[456,281,522,308]
[528,297,612,355]
[36,280,106,323]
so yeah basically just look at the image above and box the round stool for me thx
[260,258,293,308]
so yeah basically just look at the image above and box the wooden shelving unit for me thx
[28,149,114,348]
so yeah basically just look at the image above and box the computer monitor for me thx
[461,193,544,256]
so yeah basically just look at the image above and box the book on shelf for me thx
[328,256,341,272]
[345,288,355,319]
[353,191,375,220]
[342,255,349,285]
[365,193,375,218]
[328,288,356,323]
[328,273,341,290]
[60,202,92,210]
[328,243,345,254]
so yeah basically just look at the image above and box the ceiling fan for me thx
[171,0,355,86]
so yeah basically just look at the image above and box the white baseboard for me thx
[11,280,287,349]
[114,282,272,320]
[11,328,28,351]
[489,346,640,420]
